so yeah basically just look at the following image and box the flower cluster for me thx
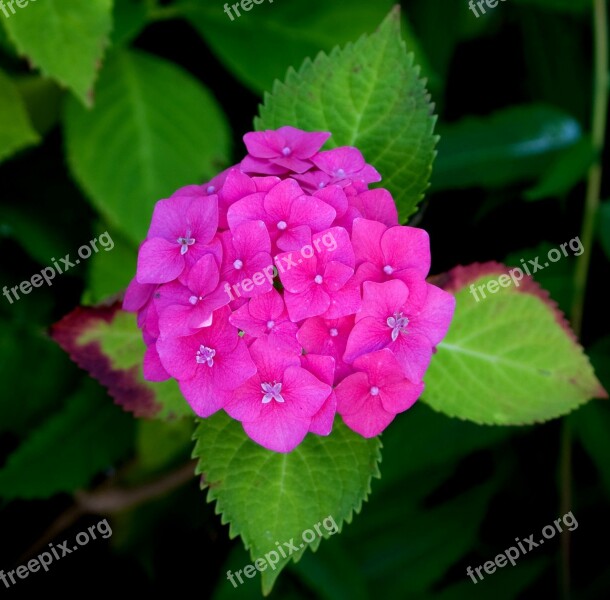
[124,126,455,452]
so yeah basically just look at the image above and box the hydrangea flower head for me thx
[125,127,455,452]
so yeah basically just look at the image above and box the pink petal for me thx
[137,237,184,284]
[381,226,430,278]
[242,408,311,453]
[350,189,398,226]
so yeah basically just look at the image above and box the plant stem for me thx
[561,2,608,599]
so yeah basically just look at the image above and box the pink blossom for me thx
[335,349,424,437]
[155,254,230,338]
[136,188,219,284]
[228,178,336,252]
[277,227,360,321]
[220,220,273,298]
[312,147,381,188]
[343,280,455,382]
[229,288,300,352]
[241,126,330,175]
[301,354,337,436]
[349,189,399,227]
[225,337,331,452]
[297,315,354,384]
[156,307,255,417]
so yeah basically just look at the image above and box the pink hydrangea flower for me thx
[335,349,424,437]
[126,127,455,451]
[228,178,336,252]
[277,227,361,321]
[300,353,337,436]
[241,126,330,175]
[229,288,300,352]
[136,187,219,284]
[220,220,273,299]
[156,307,255,417]
[297,315,354,384]
[155,254,230,338]
[344,280,455,382]
[312,147,381,188]
[224,338,331,452]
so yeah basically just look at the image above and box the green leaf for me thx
[0,67,40,163]
[51,303,194,420]
[111,0,149,47]
[423,263,606,424]
[1,0,112,106]
[432,105,582,191]
[180,0,433,94]
[0,319,73,434]
[256,7,437,221]
[0,379,134,499]
[525,137,597,201]
[193,412,381,594]
[14,75,64,137]
[379,401,517,491]
[598,201,610,261]
[136,418,194,473]
[64,49,230,244]
[82,226,137,305]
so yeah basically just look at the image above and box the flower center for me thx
[370,386,380,396]
[177,229,195,255]
[282,146,292,156]
[267,320,275,330]
[196,345,215,367]
[383,265,394,275]
[387,312,409,342]
[261,381,284,404]
[335,168,346,179]
[329,328,339,337]
[318,181,326,189]
[233,259,244,270]
[189,295,203,305]
[314,275,323,284]
[277,220,288,230]
[206,185,215,194]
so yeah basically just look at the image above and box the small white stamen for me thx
[370,386,380,396]
[282,146,292,156]
[329,328,339,337]
[336,168,346,179]
[189,295,198,305]
[387,312,409,342]
[314,275,323,284]
[196,345,215,367]
[233,259,244,270]
[277,220,288,230]
[261,381,284,404]
[267,320,275,329]
[206,185,215,194]
[177,229,195,255]
[383,265,394,275]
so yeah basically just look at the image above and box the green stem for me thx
[561,2,608,599]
